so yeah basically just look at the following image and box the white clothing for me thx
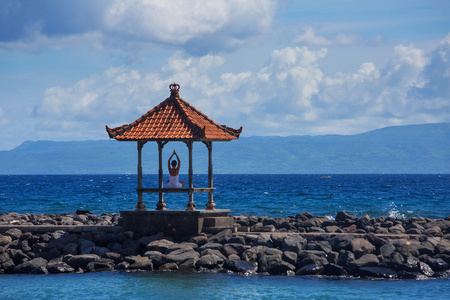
[167,175,183,188]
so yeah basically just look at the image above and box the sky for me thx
[0,0,449,150]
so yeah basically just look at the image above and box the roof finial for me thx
[169,83,180,97]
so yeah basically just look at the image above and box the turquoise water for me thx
[1,272,450,299]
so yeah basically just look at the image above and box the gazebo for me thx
[106,83,242,212]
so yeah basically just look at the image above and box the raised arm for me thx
[174,151,181,171]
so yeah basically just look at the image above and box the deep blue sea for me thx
[1,174,449,299]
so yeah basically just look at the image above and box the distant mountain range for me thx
[1,123,449,174]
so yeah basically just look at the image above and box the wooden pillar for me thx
[156,141,167,210]
[135,141,146,211]
[204,141,215,210]
[185,141,196,210]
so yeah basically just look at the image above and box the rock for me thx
[227,235,246,245]
[366,232,387,247]
[335,211,358,226]
[77,239,96,253]
[178,257,198,271]
[282,251,298,266]
[253,234,274,248]
[266,260,296,275]
[347,254,379,272]
[199,248,227,260]
[159,262,179,271]
[280,235,307,252]
[196,254,225,269]
[5,228,22,240]
[329,236,354,251]
[86,259,115,272]
[126,256,154,271]
[359,267,397,279]
[297,252,328,268]
[114,261,130,270]
[144,251,168,268]
[258,254,282,273]
[166,247,200,265]
[325,226,340,233]
[418,261,434,277]
[30,266,49,274]
[351,238,375,258]
[198,242,224,253]
[208,229,232,244]
[322,263,347,276]
[188,235,208,246]
[427,257,449,272]
[222,243,247,257]
[296,263,324,275]
[224,259,258,274]
[104,252,123,264]
[47,261,75,274]
[424,226,443,237]
[0,235,12,247]
[306,241,332,254]
[389,224,405,234]
[380,243,396,257]
[147,239,174,253]
[14,257,48,274]
[436,239,450,255]
[65,254,101,269]
[357,215,372,229]
[62,243,79,255]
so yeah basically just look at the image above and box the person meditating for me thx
[167,150,186,188]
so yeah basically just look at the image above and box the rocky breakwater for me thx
[0,211,449,279]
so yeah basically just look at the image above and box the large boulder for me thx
[351,238,375,258]
[196,254,225,269]
[166,247,200,265]
[65,254,101,269]
[330,236,354,251]
[0,235,12,247]
[359,267,397,279]
[208,229,232,244]
[223,259,258,274]
[280,235,307,252]
[14,257,48,274]
[146,239,174,253]
[296,264,324,275]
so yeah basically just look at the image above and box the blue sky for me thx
[0,0,449,150]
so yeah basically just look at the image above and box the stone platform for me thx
[120,209,234,237]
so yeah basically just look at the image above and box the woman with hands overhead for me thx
[167,150,186,188]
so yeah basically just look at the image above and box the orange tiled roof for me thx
[106,83,242,141]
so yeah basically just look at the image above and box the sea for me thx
[1,174,449,299]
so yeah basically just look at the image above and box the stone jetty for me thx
[1,211,449,279]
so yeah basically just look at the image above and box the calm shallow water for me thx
[0,174,449,219]
[1,272,450,300]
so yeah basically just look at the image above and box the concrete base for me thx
[120,209,233,237]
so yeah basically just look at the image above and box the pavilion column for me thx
[156,141,167,210]
[185,141,196,210]
[135,141,147,211]
[205,141,216,210]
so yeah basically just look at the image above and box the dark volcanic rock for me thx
[296,263,324,275]
[359,267,397,279]
[224,259,258,274]
[14,257,48,274]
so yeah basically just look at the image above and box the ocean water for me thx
[1,174,449,299]
[0,174,449,218]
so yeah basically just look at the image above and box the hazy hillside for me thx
[1,123,449,174]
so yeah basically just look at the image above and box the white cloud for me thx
[1,0,277,54]
[32,34,450,140]
[293,26,359,46]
